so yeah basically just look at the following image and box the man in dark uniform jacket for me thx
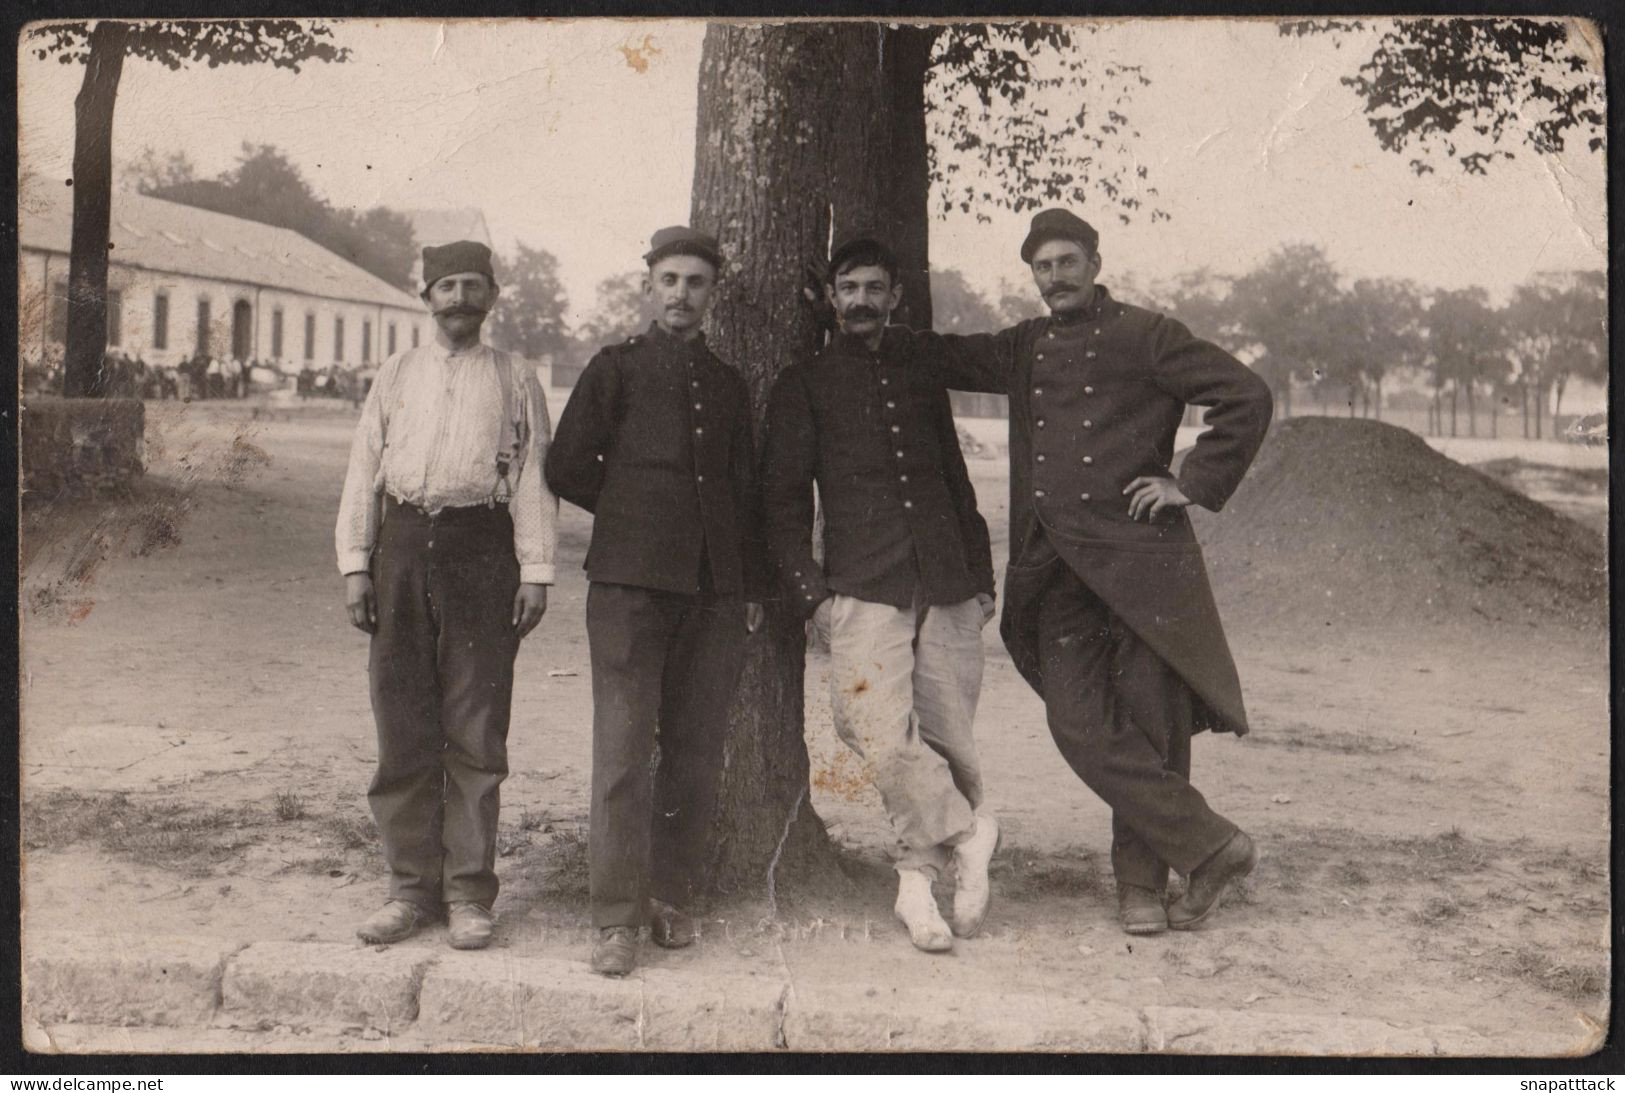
[546,226,766,977]
[903,209,1273,935]
[764,236,1002,953]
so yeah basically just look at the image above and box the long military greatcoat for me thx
[900,286,1273,734]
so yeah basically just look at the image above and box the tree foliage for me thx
[487,243,573,363]
[1280,18,1603,175]
[30,20,347,71]
[575,272,646,351]
[928,23,1165,223]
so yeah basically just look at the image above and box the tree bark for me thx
[880,26,939,331]
[691,23,882,895]
[64,21,132,397]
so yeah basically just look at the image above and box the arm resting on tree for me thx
[761,369,830,618]
[897,324,1025,395]
[1149,316,1274,512]
[543,350,621,514]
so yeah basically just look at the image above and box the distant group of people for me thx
[336,213,1273,976]
[298,365,369,406]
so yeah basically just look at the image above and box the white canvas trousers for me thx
[825,592,987,877]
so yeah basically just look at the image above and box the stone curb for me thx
[23,931,1525,1054]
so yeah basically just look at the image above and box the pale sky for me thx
[18,18,1607,330]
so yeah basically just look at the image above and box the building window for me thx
[153,293,169,350]
[411,325,420,348]
[196,298,211,356]
[271,309,284,358]
[387,322,397,355]
[106,289,122,346]
[304,313,316,361]
[362,320,372,363]
[334,317,345,362]
[49,280,68,344]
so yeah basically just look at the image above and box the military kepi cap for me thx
[829,233,897,276]
[1020,209,1099,264]
[422,241,496,291]
[644,226,723,270]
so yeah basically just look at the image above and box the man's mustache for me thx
[841,305,883,321]
[665,303,694,312]
[1043,283,1083,297]
[434,305,488,319]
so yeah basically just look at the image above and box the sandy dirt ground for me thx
[20,396,1610,1055]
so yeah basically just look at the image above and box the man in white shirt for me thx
[335,241,558,950]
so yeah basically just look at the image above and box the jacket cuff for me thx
[338,550,372,576]
[1176,474,1225,513]
[520,563,556,585]
[786,565,829,619]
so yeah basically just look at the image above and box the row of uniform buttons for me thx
[878,371,915,509]
[1033,321,1105,504]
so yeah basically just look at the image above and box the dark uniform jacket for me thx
[901,286,1273,734]
[763,328,995,619]
[545,322,767,599]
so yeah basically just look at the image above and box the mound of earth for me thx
[1186,418,1607,630]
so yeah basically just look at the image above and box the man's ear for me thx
[641,273,654,298]
[888,281,904,313]
[823,282,838,309]
[1090,251,1104,276]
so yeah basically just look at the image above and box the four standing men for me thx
[339,210,1269,961]
[337,241,556,950]
[762,236,1000,952]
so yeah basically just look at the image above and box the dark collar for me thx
[1049,285,1114,327]
[646,320,708,354]
[830,325,896,358]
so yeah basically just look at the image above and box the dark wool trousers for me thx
[368,497,520,912]
[1034,562,1236,892]
[585,580,745,929]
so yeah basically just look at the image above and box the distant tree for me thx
[1428,288,1507,438]
[487,243,573,363]
[929,269,1004,334]
[1282,18,1603,176]
[28,20,349,397]
[1322,278,1428,420]
[574,272,647,351]
[1229,244,1343,418]
[119,144,196,192]
[994,278,1047,326]
[1504,270,1607,438]
[146,144,417,290]
[1143,268,1241,351]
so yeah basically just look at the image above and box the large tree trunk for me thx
[63,21,132,397]
[880,25,939,331]
[691,23,886,895]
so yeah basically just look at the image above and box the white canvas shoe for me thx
[951,813,1001,938]
[893,869,953,952]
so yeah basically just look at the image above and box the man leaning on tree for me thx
[764,234,1001,954]
[546,226,767,978]
[336,240,557,951]
[896,209,1273,936]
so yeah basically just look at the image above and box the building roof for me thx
[20,182,422,311]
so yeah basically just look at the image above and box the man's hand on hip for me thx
[345,573,377,634]
[512,583,549,638]
[1124,476,1191,522]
